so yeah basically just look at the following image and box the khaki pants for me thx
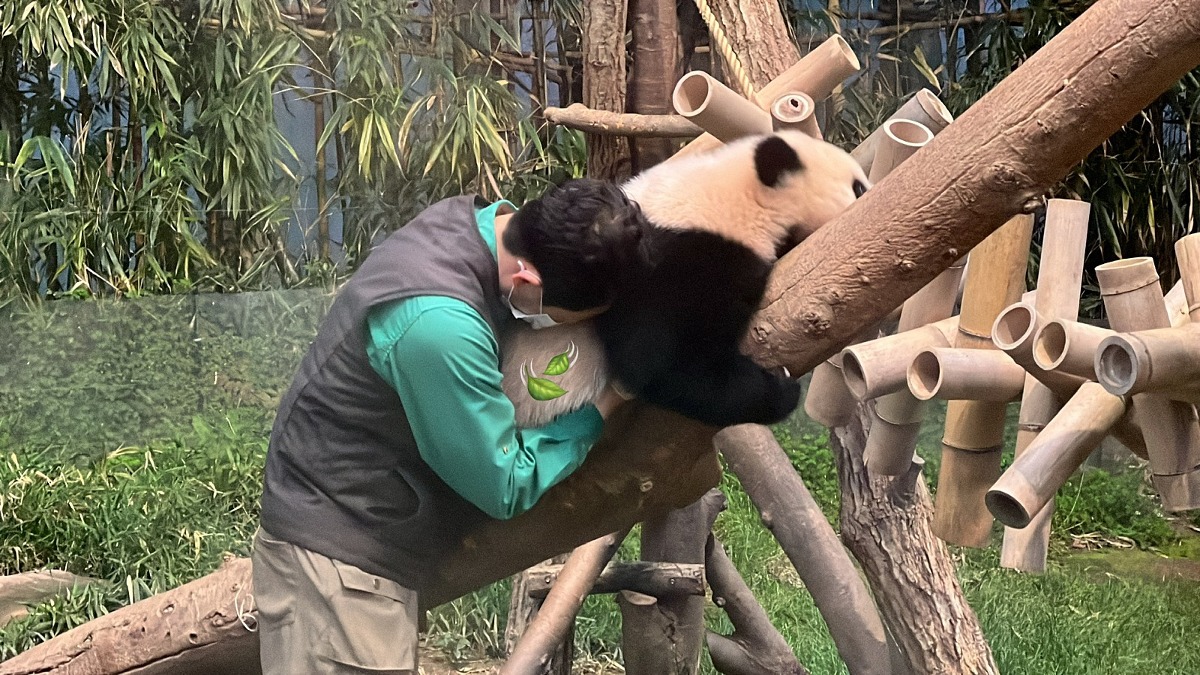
[251,528,420,674]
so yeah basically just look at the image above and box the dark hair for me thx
[503,178,647,311]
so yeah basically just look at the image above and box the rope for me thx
[691,0,758,101]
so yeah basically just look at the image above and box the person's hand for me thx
[594,380,635,419]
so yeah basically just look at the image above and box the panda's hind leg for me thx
[637,351,801,427]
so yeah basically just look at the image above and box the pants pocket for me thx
[314,559,419,672]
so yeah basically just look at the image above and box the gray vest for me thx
[259,195,510,590]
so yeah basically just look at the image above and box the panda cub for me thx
[502,130,869,428]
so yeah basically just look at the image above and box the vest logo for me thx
[522,341,577,401]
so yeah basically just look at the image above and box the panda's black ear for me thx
[754,135,804,187]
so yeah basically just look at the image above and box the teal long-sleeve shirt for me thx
[364,201,604,521]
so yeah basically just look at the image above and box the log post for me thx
[620,488,726,675]
[714,425,890,675]
[582,0,630,179]
[705,535,809,675]
[501,528,633,675]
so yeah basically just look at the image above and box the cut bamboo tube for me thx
[1096,257,1200,512]
[932,213,1034,548]
[907,348,1026,402]
[804,357,858,428]
[770,92,821,139]
[860,257,967,476]
[999,198,1089,572]
[867,119,935,184]
[671,71,772,143]
[987,382,1128,528]
[1175,233,1200,322]
[1032,319,1114,379]
[1165,279,1191,326]
[841,316,960,401]
[672,36,860,160]
[851,89,954,174]
[1095,324,1200,397]
[752,35,861,106]
[992,300,1149,460]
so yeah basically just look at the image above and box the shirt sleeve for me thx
[366,296,604,520]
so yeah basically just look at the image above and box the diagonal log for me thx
[745,0,1200,375]
[4,2,1200,673]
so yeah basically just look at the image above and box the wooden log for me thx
[715,424,890,675]
[543,104,703,137]
[504,556,572,675]
[834,414,999,674]
[524,561,705,599]
[745,0,1200,377]
[705,536,808,675]
[1096,257,1200,512]
[621,489,725,675]
[582,0,630,178]
[1000,198,1089,573]
[932,214,1034,548]
[1176,233,1200,322]
[501,527,632,675]
[627,0,680,170]
[987,382,1128,528]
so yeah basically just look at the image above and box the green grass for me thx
[3,398,1200,673]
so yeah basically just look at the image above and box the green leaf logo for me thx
[523,361,568,400]
[543,341,577,376]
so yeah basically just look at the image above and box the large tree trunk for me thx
[834,407,999,674]
[582,0,631,179]
[5,3,1200,673]
[626,0,679,173]
[702,0,799,89]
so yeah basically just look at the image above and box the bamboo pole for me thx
[1095,324,1200,398]
[868,120,935,184]
[672,35,860,160]
[907,348,1026,401]
[851,89,953,174]
[1096,257,1200,512]
[999,198,1089,573]
[1032,319,1114,379]
[1175,233,1200,322]
[860,256,965,476]
[770,92,822,138]
[842,317,960,401]
[986,382,1128,528]
[932,213,1034,548]
[671,71,773,142]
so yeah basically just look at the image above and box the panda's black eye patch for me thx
[754,136,804,188]
[853,180,868,198]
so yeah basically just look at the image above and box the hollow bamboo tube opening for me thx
[770,92,821,138]
[851,88,954,174]
[672,72,773,143]
[1096,339,1137,394]
[1032,320,1113,378]
[987,382,1127,528]
[839,316,959,400]
[868,119,935,184]
[992,302,1037,351]
[1095,325,1200,397]
[908,348,1025,402]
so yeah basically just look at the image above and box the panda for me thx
[501,130,869,429]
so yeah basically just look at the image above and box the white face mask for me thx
[506,260,559,330]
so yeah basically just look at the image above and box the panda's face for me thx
[754,131,870,244]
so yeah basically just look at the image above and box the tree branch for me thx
[543,104,703,138]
